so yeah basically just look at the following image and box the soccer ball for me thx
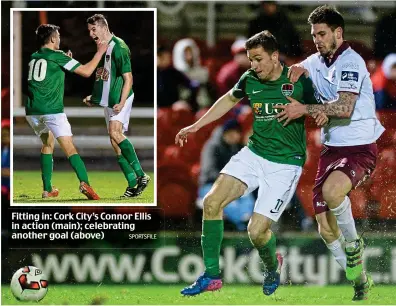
[10,266,48,301]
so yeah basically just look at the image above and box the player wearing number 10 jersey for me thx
[25,24,107,200]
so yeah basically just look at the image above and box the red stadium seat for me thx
[158,160,197,218]
[170,104,195,128]
[190,163,201,184]
[349,189,368,219]
[157,107,172,128]
[376,110,396,128]
[157,125,178,146]
[296,181,315,217]
[378,184,396,219]
[377,128,396,149]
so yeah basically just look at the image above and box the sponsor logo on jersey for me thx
[316,201,327,207]
[105,55,110,62]
[281,83,294,96]
[251,89,263,95]
[341,70,358,82]
[340,81,357,90]
[342,62,359,70]
[95,67,110,81]
[252,103,263,115]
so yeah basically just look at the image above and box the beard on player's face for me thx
[318,35,337,58]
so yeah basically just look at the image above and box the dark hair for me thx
[308,5,345,33]
[223,119,241,133]
[157,45,171,56]
[245,30,278,54]
[35,24,59,46]
[86,14,108,28]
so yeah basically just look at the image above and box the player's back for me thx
[302,44,385,146]
[26,48,79,116]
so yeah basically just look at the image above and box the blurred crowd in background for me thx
[1,1,396,232]
[157,1,396,231]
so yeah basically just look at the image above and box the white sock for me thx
[324,234,346,271]
[330,196,358,242]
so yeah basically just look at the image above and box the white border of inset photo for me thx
[10,7,157,207]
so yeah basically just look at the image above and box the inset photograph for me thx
[12,9,155,204]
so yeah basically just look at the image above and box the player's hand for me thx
[312,111,329,127]
[83,95,93,107]
[66,50,72,58]
[113,103,124,114]
[287,64,309,83]
[97,40,108,55]
[175,124,199,147]
[274,96,307,127]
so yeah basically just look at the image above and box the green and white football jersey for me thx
[26,48,81,115]
[231,66,320,167]
[90,35,133,108]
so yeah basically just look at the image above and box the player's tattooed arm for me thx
[306,92,358,118]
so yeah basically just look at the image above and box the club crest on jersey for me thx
[281,83,294,97]
[252,103,263,115]
[105,55,110,62]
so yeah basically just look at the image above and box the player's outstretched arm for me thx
[74,41,108,78]
[175,90,241,147]
[305,92,358,118]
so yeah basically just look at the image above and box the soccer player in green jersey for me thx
[26,24,108,200]
[176,31,328,296]
[83,14,150,198]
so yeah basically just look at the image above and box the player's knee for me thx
[247,222,270,244]
[62,144,78,157]
[109,130,123,142]
[203,193,222,217]
[41,142,54,151]
[322,181,344,204]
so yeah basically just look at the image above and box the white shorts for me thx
[220,147,302,222]
[26,113,73,139]
[104,94,134,133]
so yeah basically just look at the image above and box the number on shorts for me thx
[270,199,284,214]
[28,59,47,81]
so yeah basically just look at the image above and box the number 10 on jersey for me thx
[28,59,47,81]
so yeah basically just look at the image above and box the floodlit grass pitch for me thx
[13,171,154,204]
[1,284,395,305]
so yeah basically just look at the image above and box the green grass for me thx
[13,171,154,204]
[1,284,395,305]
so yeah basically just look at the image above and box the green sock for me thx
[68,154,89,185]
[117,155,137,188]
[40,153,53,192]
[257,232,277,271]
[201,220,223,277]
[118,139,145,177]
